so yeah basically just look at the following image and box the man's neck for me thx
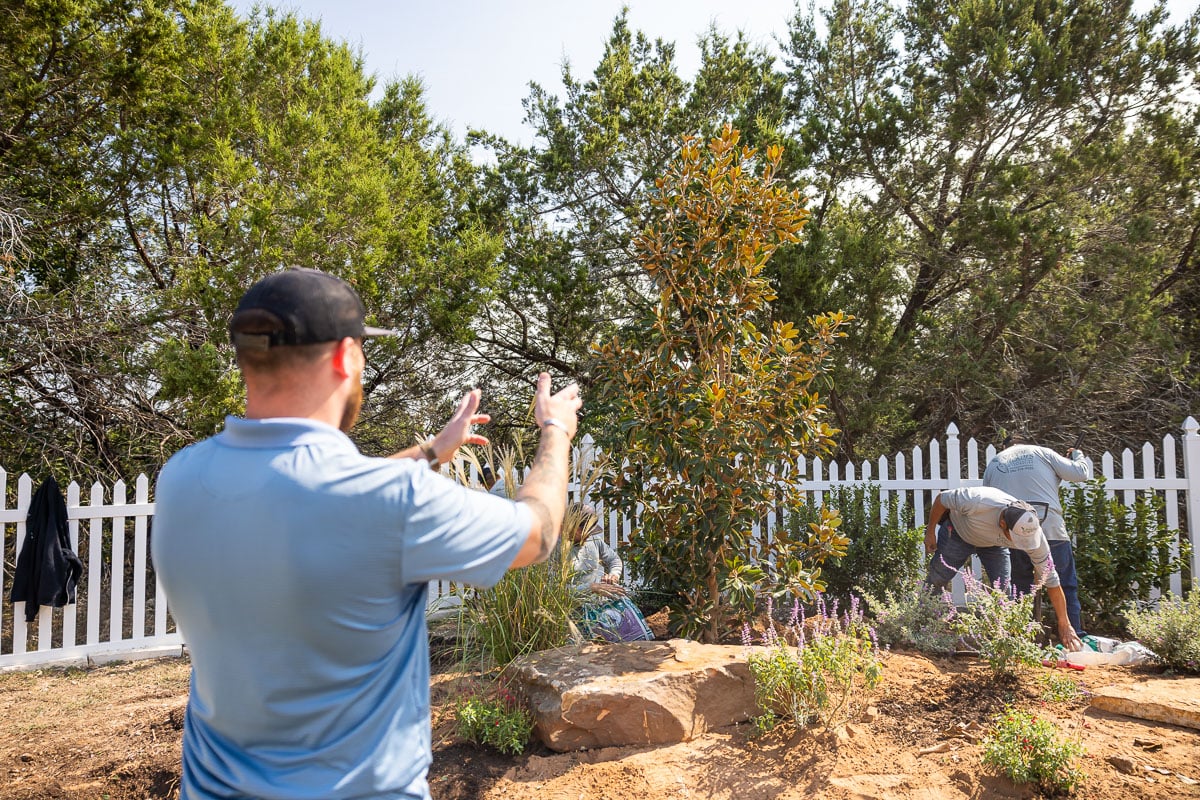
[244,393,343,429]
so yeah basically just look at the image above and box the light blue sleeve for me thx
[938,488,965,514]
[982,458,998,486]
[397,469,532,588]
[1044,447,1092,482]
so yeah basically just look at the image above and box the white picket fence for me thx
[0,473,182,672]
[4,417,1199,671]
[788,418,1200,603]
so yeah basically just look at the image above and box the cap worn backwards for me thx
[229,268,398,350]
[1001,500,1041,545]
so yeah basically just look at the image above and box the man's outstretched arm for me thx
[511,374,582,568]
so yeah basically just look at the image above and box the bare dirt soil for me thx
[2,649,1198,800]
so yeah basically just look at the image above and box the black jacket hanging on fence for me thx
[10,476,83,622]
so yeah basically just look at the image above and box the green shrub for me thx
[791,484,924,603]
[952,571,1049,677]
[1038,672,1088,704]
[744,595,881,732]
[862,585,958,656]
[454,687,536,755]
[1125,590,1200,673]
[982,707,1084,795]
[1063,479,1191,634]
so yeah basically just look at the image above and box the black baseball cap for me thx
[229,268,398,350]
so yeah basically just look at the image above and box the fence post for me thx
[1182,416,1200,582]
[946,423,961,489]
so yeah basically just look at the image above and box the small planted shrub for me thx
[1063,479,1190,634]
[1125,590,1200,673]
[454,686,536,755]
[744,595,881,732]
[861,585,959,656]
[791,484,925,604]
[982,707,1084,795]
[952,571,1048,677]
[1038,672,1088,704]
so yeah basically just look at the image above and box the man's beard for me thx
[340,381,363,433]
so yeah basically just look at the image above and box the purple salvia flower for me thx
[1032,551,1055,592]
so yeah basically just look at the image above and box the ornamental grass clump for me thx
[861,584,959,656]
[454,446,596,670]
[454,684,536,755]
[982,707,1084,795]
[744,594,881,732]
[1125,590,1200,673]
[952,570,1049,677]
[456,502,588,669]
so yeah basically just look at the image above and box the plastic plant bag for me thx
[582,596,655,643]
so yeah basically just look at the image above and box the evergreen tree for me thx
[593,127,850,642]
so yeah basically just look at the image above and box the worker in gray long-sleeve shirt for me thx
[925,485,1084,652]
[983,434,1092,635]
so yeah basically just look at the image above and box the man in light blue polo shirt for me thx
[153,268,582,800]
[924,485,1084,652]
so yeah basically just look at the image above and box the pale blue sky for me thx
[226,0,805,143]
[228,0,1197,145]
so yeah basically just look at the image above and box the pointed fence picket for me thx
[3,419,1198,671]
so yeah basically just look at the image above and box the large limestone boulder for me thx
[509,638,757,752]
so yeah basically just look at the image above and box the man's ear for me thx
[329,337,361,379]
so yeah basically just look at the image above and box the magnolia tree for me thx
[593,125,851,642]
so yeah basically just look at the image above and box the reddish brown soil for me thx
[1,650,1197,799]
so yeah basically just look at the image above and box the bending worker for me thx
[925,485,1085,652]
[983,432,1091,636]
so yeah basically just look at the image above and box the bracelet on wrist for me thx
[419,442,440,471]
[541,417,573,440]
